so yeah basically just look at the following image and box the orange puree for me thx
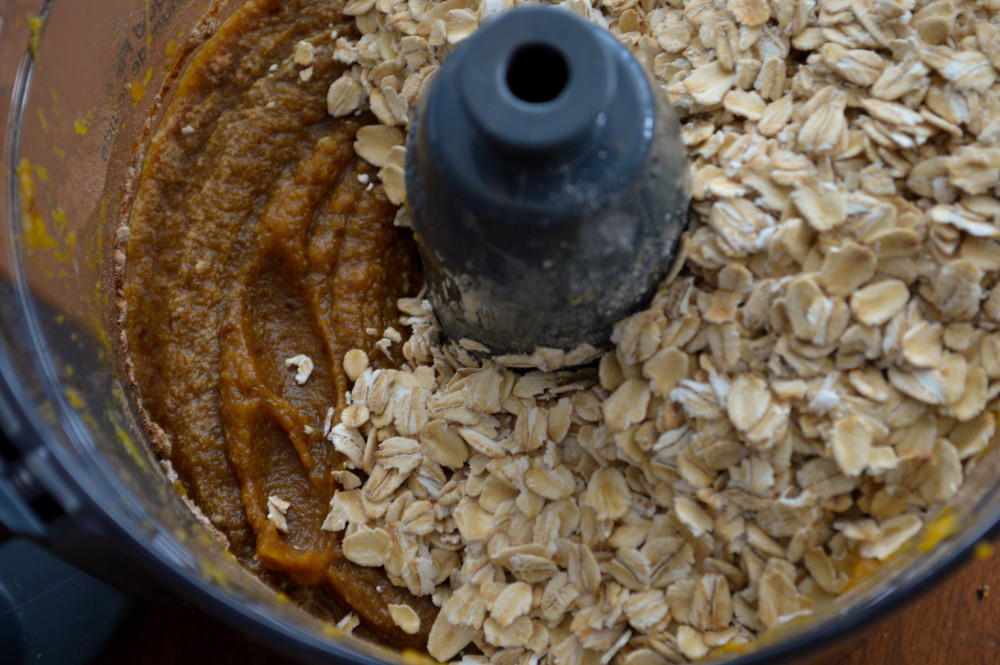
[124,0,427,647]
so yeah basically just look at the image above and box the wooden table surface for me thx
[105,534,1000,665]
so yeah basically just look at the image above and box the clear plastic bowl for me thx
[0,1,998,663]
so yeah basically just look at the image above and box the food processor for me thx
[1,0,1000,664]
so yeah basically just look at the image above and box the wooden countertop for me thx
[107,534,1000,665]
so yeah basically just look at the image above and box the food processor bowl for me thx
[1,1,999,664]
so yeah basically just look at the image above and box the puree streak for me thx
[126,0,429,648]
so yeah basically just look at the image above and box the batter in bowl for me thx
[123,0,429,647]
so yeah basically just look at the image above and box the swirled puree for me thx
[124,0,1000,661]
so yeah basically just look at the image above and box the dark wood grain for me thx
[107,536,1000,665]
[801,537,1000,665]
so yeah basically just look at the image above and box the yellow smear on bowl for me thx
[919,509,959,553]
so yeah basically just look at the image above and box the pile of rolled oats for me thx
[303,0,1000,662]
